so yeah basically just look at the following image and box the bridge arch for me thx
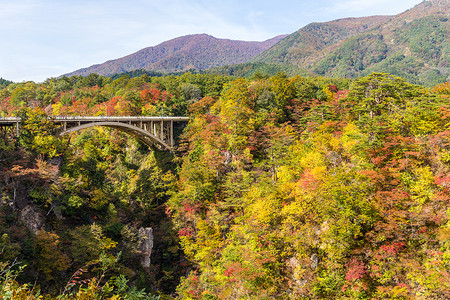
[59,121,172,150]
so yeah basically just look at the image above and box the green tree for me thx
[348,72,422,143]
[18,107,66,157]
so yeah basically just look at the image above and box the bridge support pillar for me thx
[170,120,174,147]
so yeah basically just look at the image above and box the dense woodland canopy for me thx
[0,72,449,299]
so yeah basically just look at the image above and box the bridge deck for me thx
[0,116,190,127]
[0,117,20,126]
[0,116,190,122]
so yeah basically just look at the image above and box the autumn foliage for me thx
[0,72,449,299]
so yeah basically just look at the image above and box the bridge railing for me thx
[0,117,21,121]
[53,116,190,119]
[0,116,190,122]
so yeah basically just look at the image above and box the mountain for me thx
[252,0,449,85]
[64,34,288,77]
[64,1,448,86]
[252,15,390,67]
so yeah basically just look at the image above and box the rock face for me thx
[138,227,154,270]
[19,205,45,234]
[286,256,308,292]
[310,253,319,270]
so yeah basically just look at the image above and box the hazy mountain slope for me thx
[64,34,287,77]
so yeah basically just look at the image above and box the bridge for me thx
[0,116,190,150]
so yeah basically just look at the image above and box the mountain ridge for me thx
[63,34,288,77]
[253,0,449,85]
[251,15,391,66]
[63,0,449,86]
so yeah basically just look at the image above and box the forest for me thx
[0,72,449,299]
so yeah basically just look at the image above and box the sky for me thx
[1,0,424,83]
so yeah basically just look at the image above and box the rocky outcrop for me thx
[310,253,319,270]
[138,227,154,270]
[19,205,45,234]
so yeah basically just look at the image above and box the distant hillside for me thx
[64,1,448,86]
[252,15,390,66]
[253,0,449,85]
[0,77,13,87]
[205,62,310,78]
[64,34,288,77]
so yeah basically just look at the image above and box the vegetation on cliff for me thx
[0,72,449,298]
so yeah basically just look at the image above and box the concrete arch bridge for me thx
[0,116,190,150]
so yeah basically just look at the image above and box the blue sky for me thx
[1,0,423,82]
